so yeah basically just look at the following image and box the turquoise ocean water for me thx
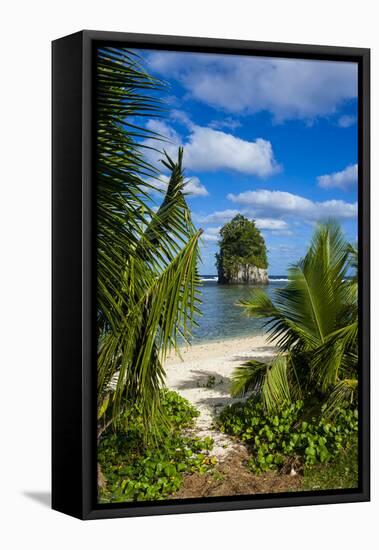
[190,275,288,344]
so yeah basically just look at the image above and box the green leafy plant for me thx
[95,47,202,438]
[217,398,358,474]
[98,390,215,503]
[231,222,358,417]
[302,436,358,490]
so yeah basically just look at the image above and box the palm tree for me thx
[95,47,201,438]
[231,222,358,416]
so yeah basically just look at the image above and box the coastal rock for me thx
[218,264,269,285]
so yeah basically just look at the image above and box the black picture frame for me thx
[52,30,370,520]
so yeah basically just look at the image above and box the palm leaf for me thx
[310,321,358,392]
[323,378,358,417]
[238,221,358,414]
[231,360,268,398]
[96,46,166,333]
[231,355,296,412]
[95,47,202,439]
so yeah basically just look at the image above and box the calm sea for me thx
[189,275,288,344]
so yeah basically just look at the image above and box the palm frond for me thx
[278,222,349,346]
[137,148,198,269]
[262,355,292,411]
[231,355,295,412]
[310,321,358,392]
[96,47,166,334]
[238,221,358,414]
[230,360,268,398]
[323,378,358,418]
[95,47,202,439]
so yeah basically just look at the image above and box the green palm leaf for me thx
[234,221,358,414]
[95,48,202,439]
[231,355,296,412]
[310,321,358,392]
[323,378,358,418]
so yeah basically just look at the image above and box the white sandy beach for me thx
[164,335,277,460]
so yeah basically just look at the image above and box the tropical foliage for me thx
[302,435,358,491]
[96,47,202,437]
[217,398,358,474]
[98,390,214,502]
[94,46,359,499]
[231,222,358,417]
[216,214,268,282]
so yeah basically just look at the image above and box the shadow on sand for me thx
[230,346,277,362]
[197,394,245,413]
[175,369,231,393]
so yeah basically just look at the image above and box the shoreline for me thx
[165,333,275,364]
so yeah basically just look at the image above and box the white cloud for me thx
[184,126,279,176]
[147,52,358,123]
[202,226,221,242]
[192,209,239,224]
[227,189,357,221]
[184,176,209,196]
[337,115,357,128]
[144,119,280,177]
[169,109,194,128]
[317,164,358,190]
[153,172,208,197]
[255,218,288,231]
[145,119,181,152]
[209,117,241,131]
[171,110,241,133]
[142,119,184,168]
[194,210,289,233]
[201,219,289,242]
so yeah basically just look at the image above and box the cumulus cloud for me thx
[184,176,209,196]
[144,119,280,177]
[201,221,290,243]
[202,226,221,242]
[337,114,357,128]
[153,172,208,197]
[317,164,358,190]
[227,189,357,221]
[255,218,289,231]
[194,210,289,232]
[146,119,181,151]
[184,126,279,176]
[192,209,239,224]
[147,52,358,123]
[169,109,194,128]
[209,117,241,131]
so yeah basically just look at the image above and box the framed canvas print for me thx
[52,30,370,520]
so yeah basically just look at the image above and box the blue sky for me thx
[134,49,358,275]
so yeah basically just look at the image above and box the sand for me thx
[164,335,277,460]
